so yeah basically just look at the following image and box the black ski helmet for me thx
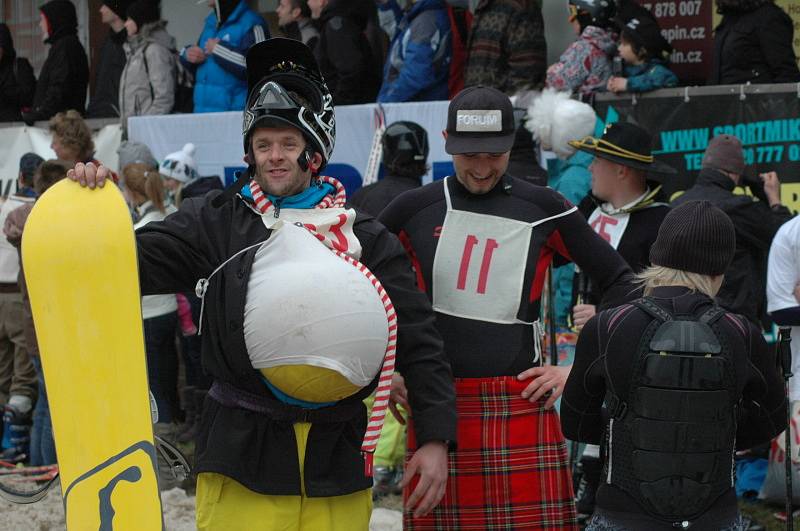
[242,38,335,170]
[382,121,429,168]
[569,0,616,29]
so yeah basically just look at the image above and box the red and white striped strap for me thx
[330,249,397,476]
[248,177,395,476]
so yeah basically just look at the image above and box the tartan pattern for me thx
[405,376,577,530]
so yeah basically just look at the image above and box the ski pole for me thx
[779,327,793,531]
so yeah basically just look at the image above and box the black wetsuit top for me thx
[379,175,633,377]
[562,286,786,529]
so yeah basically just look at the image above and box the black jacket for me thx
[181,176,224,201]
[25,1,89,123]
[85,27,127,118]
[0,23,35,122]
[577,192,670,276]
[672,168,792,325]
[563,286,785,529]
[347,174,421,217]
[507,120,549,187]
[710,1,800,85]
[136,188,456,496]
[314,0,382,105]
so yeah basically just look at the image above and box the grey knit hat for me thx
[649,200,736,276]
[117,141,157,171]
[702,134,746,176]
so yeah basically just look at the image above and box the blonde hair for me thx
[49,110,94,162]
[636,265,720,298]
[123,163,166,213]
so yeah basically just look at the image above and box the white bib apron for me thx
[431,177,577,361]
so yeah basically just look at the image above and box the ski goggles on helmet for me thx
[243,74,335,168]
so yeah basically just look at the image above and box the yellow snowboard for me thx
[22,180,163,530]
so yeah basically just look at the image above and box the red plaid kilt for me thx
[404,376,577,530]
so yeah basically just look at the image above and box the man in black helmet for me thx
[69,38,455,530]
[348,121,429,217]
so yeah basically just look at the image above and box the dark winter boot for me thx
[1,404,32,463]
[372,466,395,498]
[174,386,196,442]
[177,388,206,444]
[575,455,602,516]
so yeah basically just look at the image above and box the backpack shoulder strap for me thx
[141,43,154,101]
[632,297,673,323]
[699,305,726,326]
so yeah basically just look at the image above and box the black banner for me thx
[593,89,800,212]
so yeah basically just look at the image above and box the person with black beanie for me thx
[562,200,786,530]
[0,23,36,122]
[118,0,177,125]
[86,1,132,118]
[22,0,89,125]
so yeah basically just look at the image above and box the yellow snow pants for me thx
[196,422,372,531]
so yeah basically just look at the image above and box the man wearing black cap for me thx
[379,85,634,530]
[673,134,792,326]
[566,122,673,518]
[86,1,131,118]
[69,38,455,530]
[562,200,786,530]
[348,121,429,217]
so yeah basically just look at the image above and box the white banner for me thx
[0,124,122,198]
[0,102,452,200]
[127,101,454,195]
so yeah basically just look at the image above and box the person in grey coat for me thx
[119,0,176,127]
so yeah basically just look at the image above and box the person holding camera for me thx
[672,134,792,326]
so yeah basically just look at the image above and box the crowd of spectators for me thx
[1,0,799,127]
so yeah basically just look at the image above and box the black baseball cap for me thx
[445,86,516,155]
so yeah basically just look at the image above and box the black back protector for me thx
[603,298,739,525]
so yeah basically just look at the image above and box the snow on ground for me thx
[0,486,402,530]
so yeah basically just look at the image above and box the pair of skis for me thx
[0,460,59,504]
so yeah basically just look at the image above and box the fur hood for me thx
[525,89,597,160]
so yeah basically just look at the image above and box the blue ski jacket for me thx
[181,0,269,113]
[377,0,451,103]
[624,59,678,93]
